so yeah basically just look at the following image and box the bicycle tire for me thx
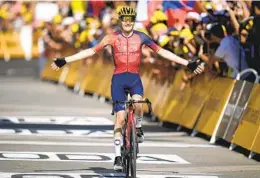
[123,155,130,176]
[130,123,137,178]
[122,115,130,177]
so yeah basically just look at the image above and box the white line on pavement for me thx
[0,105,111,115]
[0,141,216,148]
[0,116,113,125]
[0,151,190,164]
[0,129,187,137]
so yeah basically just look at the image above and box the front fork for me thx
[121,107,139,156]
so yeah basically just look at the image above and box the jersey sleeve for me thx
[140,32,161,52]
[92,35,112,53]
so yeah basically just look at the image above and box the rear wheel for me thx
[130,124,137,178]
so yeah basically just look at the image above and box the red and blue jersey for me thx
[92,30,161,74]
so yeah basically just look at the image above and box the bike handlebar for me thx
[111,98,153,116]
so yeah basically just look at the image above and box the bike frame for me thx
[125,103,135,149]
[111,98,152,177]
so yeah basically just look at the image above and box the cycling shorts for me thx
[111,72,143,112]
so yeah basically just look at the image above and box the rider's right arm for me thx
[52,48,96,69]
[64,48,96,63]
[52,35,111,69]
[65,35,111,63]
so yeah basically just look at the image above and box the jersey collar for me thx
[121,30,134,38]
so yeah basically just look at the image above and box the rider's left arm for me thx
[156,48,189,66]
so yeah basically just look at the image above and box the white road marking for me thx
[0,129,113,137]
[0,106,111,115]
[0,141,216,148]
[0,129,188,137]
[0,129,188,138]
[0,116,113,125]
[0,151,190,164]
[0,172,219,178]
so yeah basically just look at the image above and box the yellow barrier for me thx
[251,126,260,154]
[140,65,153,113]
[151,80,167,115]
[96,61,114,99]
[154,81,171,119]
[103,64,114,100]
[178,72,213,129]
[140,64,153,93]
[41,44,76,82]
[143,78,159,110]
[79,58,96,94]
[194,77,235,136]
[161,70,190,123]
[231,85,260,153]
[0,32,39,59]
[80,55,104,94]
[41,58,63,82]
[84,57,106,94]
[156,76,177,121]
[64,61,81,88]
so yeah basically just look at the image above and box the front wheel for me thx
[130,123,137,178]
[122,155,130,177]
[122,116,130,177]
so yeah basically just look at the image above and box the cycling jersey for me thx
[92,30,161,74]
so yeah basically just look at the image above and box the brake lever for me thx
[145,98,153,115]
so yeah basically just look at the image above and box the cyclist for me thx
[51,6,203,171]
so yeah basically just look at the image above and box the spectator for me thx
[208,23,254,82]
[244,1,260,77]
[19,9,33,61]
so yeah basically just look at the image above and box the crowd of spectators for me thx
[1,1,260,88]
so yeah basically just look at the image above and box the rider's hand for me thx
[187,60,204,74]
[51,58,67,71]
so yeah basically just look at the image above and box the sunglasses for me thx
[120,16,136,22]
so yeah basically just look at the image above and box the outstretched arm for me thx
[51,35,111,71]
[140,32,203,74]
[156,48,203,74]
[65,49,96,63]
[157,48,188,66]
[51,48,96,71]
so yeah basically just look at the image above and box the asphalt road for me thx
[0,60,259,178]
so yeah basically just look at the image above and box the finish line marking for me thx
[0,151,190,164]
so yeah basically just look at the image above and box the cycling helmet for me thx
[118,6,136,17]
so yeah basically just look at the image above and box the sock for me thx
[114,136,122,157]
[135,115,143,128]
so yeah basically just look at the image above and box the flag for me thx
[162,0,196,27]
[87,0,106,17]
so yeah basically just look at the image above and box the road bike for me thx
[112,94,152,178]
